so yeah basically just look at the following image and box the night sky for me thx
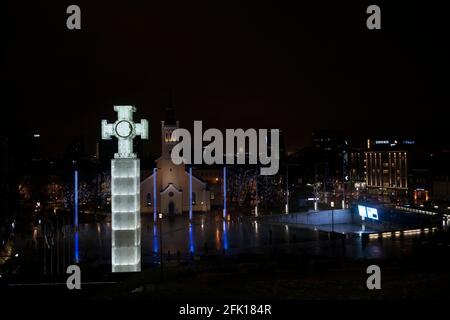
[3,1,449,156]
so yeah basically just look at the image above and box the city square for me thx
[2,0,450,313]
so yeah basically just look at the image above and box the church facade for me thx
[140,106,210,215]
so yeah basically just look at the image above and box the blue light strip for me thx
[189,222,195,254]
[223,167,227,219]
[153,168,157,223]
[222,221,228,251]
[189,167,193,221]
[74,170,79,228]
[153,224,158,253]
[74,231,79,263]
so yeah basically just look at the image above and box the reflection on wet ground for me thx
[6,211,446,277]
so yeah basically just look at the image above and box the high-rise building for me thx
[364,138,428,202]
[311,130,348,184]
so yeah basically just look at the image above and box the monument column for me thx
[101,105,148,272]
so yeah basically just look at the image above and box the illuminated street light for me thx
[330,201,335,236]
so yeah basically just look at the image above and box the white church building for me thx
[140,105,210,215]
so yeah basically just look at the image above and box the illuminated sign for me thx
[358,205,379,221]
[358,205,367,218]
[367,207,379,220]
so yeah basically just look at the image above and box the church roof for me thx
[160,182,182,193]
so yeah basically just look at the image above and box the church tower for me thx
[161,93,179,160]
[140,93,210,216]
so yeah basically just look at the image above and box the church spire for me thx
[165,89,176,125]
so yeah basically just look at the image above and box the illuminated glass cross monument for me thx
[102,106,148,272]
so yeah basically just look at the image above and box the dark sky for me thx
[3,0,449,156]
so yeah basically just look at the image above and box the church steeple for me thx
[161,90,179,159]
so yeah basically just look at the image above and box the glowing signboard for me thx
[358,205,379,221]
[358,205,367,218]
[367,207,379,220]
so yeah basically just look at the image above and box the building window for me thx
[146,193,152,206]
[210,192,215,200]
[192,192,196,204]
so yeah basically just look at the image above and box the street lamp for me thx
[330,201,335,237]
[158,212,163,279]
[285,164,300,214]
[254,175,258,217]
[223,167,227,219]
[307,183,320,211]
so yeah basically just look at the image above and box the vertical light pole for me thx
[153,224,158,254]
[330,201,335,237]
[307,183,319,211]
[342,181,346,209]
[223,166,227,219]
[189,166,193,221]
[314,184,319,211]
[153,168,157,223]
[222,220,228,252]
[285,165,289,214]
[74,170,79,229]
[189,222,195,254]
[285,164,300,214]
[74,231,79,264]
[255,175,258,217]
[158,212,163,279]
[74,170,79,264]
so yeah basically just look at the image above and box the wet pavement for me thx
[3,211,449,277]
